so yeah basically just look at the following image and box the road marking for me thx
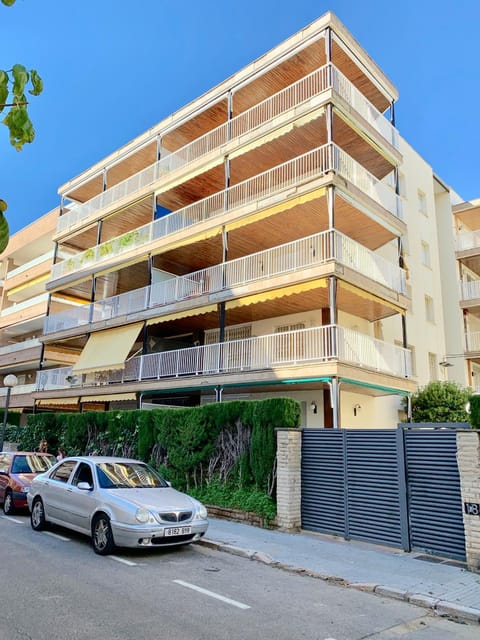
[43,531,71,541]
[173,579,250,610]
[109,555,138,566]
[0,515,24,524]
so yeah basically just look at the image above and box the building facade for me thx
[4,12,470,427]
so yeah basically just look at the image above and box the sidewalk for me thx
[198,518,480,625]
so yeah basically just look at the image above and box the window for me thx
[50,460,76,483]
[425,295,435,323]
[418,189,427,216]
[421,241,431,268]
[72,462,94,487]
[398,172,406,197]
[428,352,438,381]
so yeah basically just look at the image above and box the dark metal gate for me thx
[301,425,467,560]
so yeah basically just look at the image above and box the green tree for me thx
[0,0,44,252]
[409,381,471,423]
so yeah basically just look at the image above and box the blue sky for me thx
[2,0,479,234]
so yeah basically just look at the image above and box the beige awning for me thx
[38,397,80,406]
[146,304,217,326]
[72,322,143,374]
[225,279,326,310]
[81,393,137,403]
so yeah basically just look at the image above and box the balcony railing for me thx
[456,230,480,252]
[0,383,36,397]
[44,230,406,334]
[57,63,399,235]
[460,279,480,301]
[0,293,49,318]
[465,331,480,352]
[0,338,41,356]
[36,325,412,391]
[50,143,403,283]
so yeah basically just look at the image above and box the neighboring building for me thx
[453,197,480,388]
[0,209,77,418]
[15,12,469,426]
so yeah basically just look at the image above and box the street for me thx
[0,513,478,640]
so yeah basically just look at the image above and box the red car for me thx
[0,452,56,515]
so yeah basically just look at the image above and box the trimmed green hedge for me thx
[20,399,301,500]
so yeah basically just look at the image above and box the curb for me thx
[197,538,480,626]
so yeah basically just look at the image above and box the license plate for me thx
[165,526,191,537]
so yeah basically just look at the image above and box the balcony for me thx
[36,325,412,392]
[44,230,406,335]
[56,64,399,238]
[49,143,403,287]
[460,279,480,303]
[456,230,480,253]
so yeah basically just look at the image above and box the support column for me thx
[276,428,302,530]
[457,430,480,573]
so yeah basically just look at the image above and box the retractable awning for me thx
[37,397,80,407]
[72,322,143,375]
[81,393,137,403]
[146,304,217,326]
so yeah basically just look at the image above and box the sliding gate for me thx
[301,426,467,560]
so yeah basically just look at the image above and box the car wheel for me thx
[31,497,47,531]
[3,491,14,515]
[92,513,115,555]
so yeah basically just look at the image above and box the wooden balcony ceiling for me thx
[332,40,390,113]
[457,254,480,276]
[162,99,228,152]
[333,114,393,180]
[232,39,326,114]
[65,173,104,206]
[453,199,480,227]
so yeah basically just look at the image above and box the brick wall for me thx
[457,430,480,573]
[275,428,302,530]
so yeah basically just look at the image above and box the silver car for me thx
[27,456,208,555]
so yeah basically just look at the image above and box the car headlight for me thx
[21,486,30,494]
[196,504,208,520]
[135,508,155,524]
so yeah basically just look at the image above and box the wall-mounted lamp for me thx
[439,354,464,368]
[353,403,361,417]
[310,401,318,414]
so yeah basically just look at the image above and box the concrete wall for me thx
[457,430,480,573]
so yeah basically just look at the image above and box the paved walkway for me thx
[198,518,480,625]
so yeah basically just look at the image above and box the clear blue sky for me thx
[2,0,479,234]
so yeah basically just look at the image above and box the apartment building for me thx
[0,209,78,418]
[28,11,468,427]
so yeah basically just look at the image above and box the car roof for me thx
[2,451,55,456]
[62,456,143,464]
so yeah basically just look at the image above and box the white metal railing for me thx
[332,67,399,149]
[44,230,406,334]
[36,325,412,391]
[456,230,480,252]
[56,63,398,235]
[460,279,480,301]
[465,331,480,352]
[0,383,36,396]
[0,338,41,356]
[50,143,403,282]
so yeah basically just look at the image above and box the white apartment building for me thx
[9,11,471,427]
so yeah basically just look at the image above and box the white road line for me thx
[43,531,71,541]
[173,579,250,610]
[0,515,24,524]
[109,555,138,566]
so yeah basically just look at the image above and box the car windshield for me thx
[96,462,169,489]
[11,454,56,474]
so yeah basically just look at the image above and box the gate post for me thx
[276,428,302,531]
[457,430,480,573]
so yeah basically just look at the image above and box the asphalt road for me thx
[0,513,478,640]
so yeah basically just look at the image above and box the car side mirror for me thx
[77,481,93,491]
[166,481,172,487]
[0,470,7,476]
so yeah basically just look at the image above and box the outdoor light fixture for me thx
[439,354,465,368]
[0,373,18,452]
[353,403,361,416]
[310,401,318,414]
[439,358,453,368]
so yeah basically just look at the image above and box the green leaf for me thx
[0,70,8,113]
[1,0,17,6]
[2,104,35,150]
[29,69,43,96]
[0,212,9,254]
[12,64,29,101]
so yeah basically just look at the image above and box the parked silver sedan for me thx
[27,456,208,555]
